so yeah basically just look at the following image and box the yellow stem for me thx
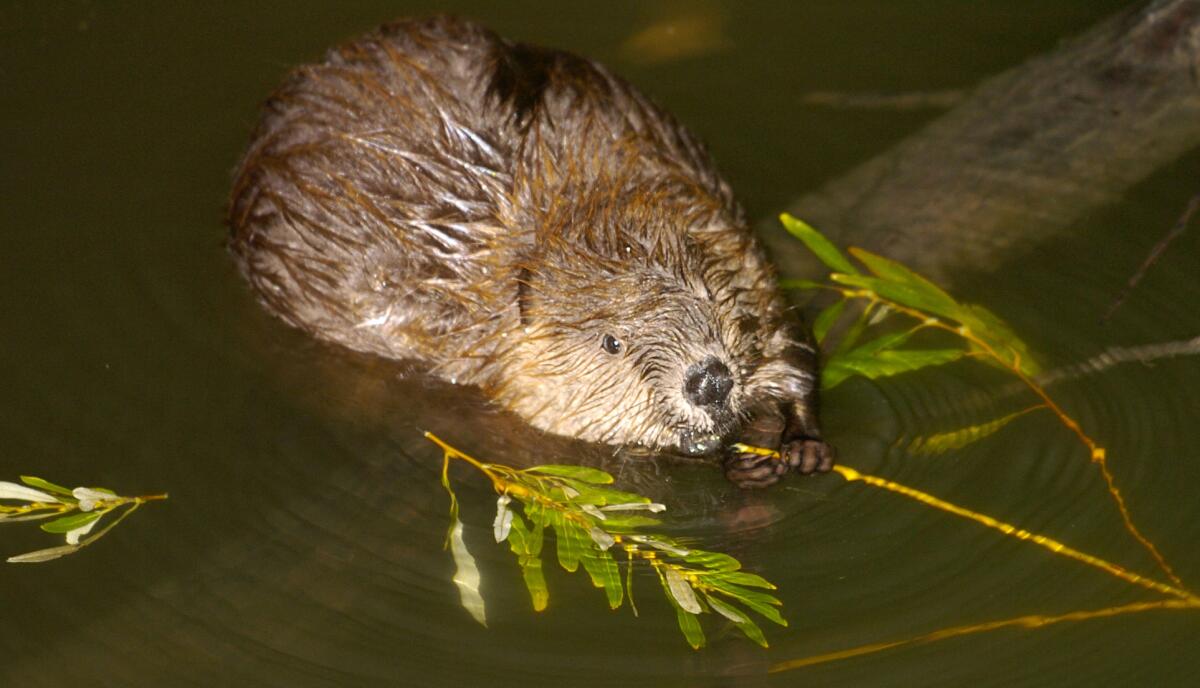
[840,287,1184,588]
[770,598,1198,672]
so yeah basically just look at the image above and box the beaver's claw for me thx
[781,437,836,475]
[723,449,791,488]
[724,408,835,488]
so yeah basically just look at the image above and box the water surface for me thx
[3,2,1197,686]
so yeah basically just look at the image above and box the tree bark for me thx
[761,0,1200,282]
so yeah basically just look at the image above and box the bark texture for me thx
[761,0,1200,281]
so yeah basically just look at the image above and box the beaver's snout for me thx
[684,357,734,408]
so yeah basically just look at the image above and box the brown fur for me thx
[227,16,832,485]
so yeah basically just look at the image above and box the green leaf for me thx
[580,548,624,609]
[832,273,957,323]
[823,348,965,390]
[19,476,74,497]
[705,593,768,648]
[830,249,1039,376]
[524,465,614,484]
[520,557,549,611]
[812,300,846,345]
[39,511,102,534]
[551,513,587,572]
[507,514,549,611]
[849,247,960,317]
[707,571,777,590]
[524,503,546,557]
[655,567,706,649]
[846,328,917,356]
[683,550,741,572]
[591,515,661,530]
[908,406,1044,456]
[674,606,706,650]
[780,214,859,275]
[710,585,787,627]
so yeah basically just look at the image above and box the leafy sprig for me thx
[779,213,1180,587]
[1,476,167,563]
[428,432,784,649]
[779,213,1038,390]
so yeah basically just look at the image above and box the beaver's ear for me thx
[516,265,533,326]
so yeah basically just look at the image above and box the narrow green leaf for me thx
[19,476,74,497]
[507,514,549,611]
[590,515,661,530]
[812,300,846,345]
[580,548,624,609]
[675,607,706,650]
[846,328,917,357]
[708,571,777,590]
[831,301,877,355]
[683,550,741,572]
[39,511,101,534]
[823,348,965,390]
[780,214,858,275]
[711,586,787,627]
[656,567,706,649]
[524,465,614,484]
[705,593,768,648]
[831,273,957,323]
[908,406,1044,456]
[849,247,960,317]
[525,503,546,557]
[448,517,487,627]
[521,557,549,611]
[551,513,586,572]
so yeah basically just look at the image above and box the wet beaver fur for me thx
[227,16,834,487]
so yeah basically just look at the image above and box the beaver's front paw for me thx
[724,409,789,488]
[780,437,836,475]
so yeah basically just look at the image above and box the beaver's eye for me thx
[601,334,623,355]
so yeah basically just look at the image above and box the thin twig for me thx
[1103,192,1200,322]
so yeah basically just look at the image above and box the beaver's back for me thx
[227,16,744,372]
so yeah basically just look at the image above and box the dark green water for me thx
[3,2,1198,686]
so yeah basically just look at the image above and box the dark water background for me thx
[3,2,1198,686]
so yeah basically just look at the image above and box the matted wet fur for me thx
[227,16,833,487]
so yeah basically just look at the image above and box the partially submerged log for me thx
[761,0,1200,282]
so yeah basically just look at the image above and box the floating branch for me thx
[427,432,784,649]
[1,476,167,563]
[767,215,1198,670]
[781,213,1183,588]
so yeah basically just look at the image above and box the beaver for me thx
[227,15,834,487]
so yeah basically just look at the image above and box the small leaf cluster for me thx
[0,476,167,563]
[429,434,785,649]
[779,214,1038,390]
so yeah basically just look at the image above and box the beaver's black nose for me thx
[684,358,733,407]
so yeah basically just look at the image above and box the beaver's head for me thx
[488,217,812,456]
